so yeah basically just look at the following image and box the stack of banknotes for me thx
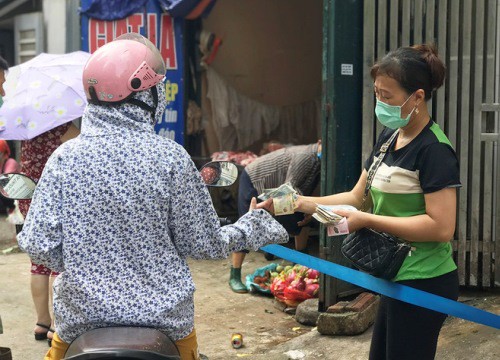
[313,205,344,224]
[313,205,357,236]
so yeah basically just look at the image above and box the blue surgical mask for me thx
[0,95,3,108]
[375,93,416,129]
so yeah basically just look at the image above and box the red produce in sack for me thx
[270,277,287,301]
[283,286,314,303]
[304,283,320,297]
[272,265,321,306]
[306,268,320,279]
[289,277,306,292]
[285,270,297,283]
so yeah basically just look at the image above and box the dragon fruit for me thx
[305,283,320,297]
[270,264,322,307]
[306,268,320,279]
[289,277,306,291]
[285,270,297,283]
[304,277,318,285]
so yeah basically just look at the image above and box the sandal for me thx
[47,328,55,347]
[34,323,51,341]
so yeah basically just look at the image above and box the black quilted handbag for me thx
[341,228,411,279]
[340,130,411,280]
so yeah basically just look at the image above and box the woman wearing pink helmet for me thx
[18,33,287,360]
[83,32,167,117]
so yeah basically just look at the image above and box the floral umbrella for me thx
[0,51,90,140]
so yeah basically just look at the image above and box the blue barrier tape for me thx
[261,244,500,330]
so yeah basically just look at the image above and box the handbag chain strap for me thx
[360,129,399,212]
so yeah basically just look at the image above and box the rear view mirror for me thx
[199,161,239,187]
[0,173,37,200]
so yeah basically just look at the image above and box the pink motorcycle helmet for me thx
[83,33,166,104]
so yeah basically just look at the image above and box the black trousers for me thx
[369,269,459,360]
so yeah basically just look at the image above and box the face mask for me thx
[375,93,416,129]
[0,95,3,108]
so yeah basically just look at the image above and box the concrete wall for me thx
[43,0,66,53]
[202,0,322,107]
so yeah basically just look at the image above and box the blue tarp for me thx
[80,0,149,20]
[81,0,216,20]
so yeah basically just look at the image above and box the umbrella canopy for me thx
[0,51,91,140]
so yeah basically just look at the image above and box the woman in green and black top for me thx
[260,44,460,359]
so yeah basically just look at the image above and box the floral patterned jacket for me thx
[18,85,287,343]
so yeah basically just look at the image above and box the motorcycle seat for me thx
[63,327,180,360]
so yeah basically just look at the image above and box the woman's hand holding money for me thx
[333,208,368,233]
[294,195,319,215]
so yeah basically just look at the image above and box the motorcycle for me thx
[0,161,239,360]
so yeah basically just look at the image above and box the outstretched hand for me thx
[248,197,258,211]
[255,198,274,214]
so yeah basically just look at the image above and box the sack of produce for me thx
[270,264,320,307]
[245,263,279,295]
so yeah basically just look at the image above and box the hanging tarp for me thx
[80,0,185,145]
[80,0,149,21]
[80,0,216,20]
[157,0,217,18]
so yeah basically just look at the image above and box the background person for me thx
[0,140,20,174]
[0,56,18,217]
[263,44,460,360]
[0,140,21,216]
[18,33,287,360]
[229,141,321,293]
[0,54,8,105]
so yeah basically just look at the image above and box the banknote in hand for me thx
[326,217,350,236]
[258,182,297,201]
[273,193,296,216]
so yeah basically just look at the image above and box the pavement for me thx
[0,216,499,359]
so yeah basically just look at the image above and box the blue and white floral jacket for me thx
[18,85,288,343]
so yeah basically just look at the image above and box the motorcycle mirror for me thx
[199,161,239,187]
[0,173,37,200]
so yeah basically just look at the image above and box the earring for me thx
[415,108,419,114]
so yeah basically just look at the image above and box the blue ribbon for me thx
[261,244,500,330]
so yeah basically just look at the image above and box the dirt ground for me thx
[0,216,499,359]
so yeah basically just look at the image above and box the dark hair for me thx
[0,55,8,71]
[370,43,445,101]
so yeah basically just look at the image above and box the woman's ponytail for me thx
[412,43,446,91]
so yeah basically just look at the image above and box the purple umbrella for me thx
[0,51,90,140]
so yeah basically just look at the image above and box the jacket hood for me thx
[81,83,167,137]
